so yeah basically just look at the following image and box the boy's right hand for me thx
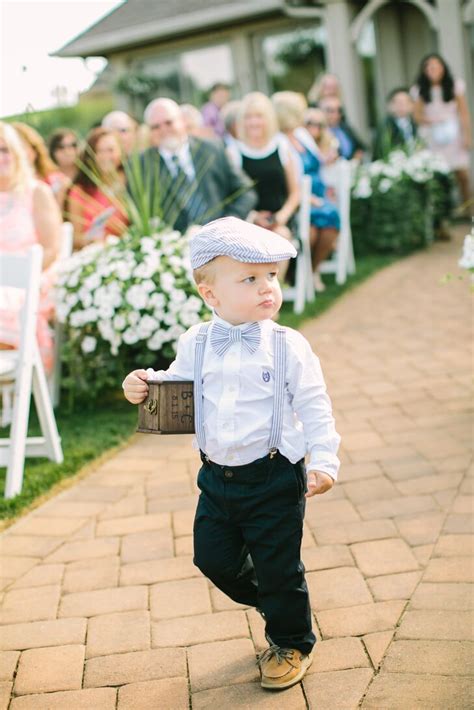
[122,369,149,404]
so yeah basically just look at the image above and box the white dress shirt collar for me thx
[159,142,195,180]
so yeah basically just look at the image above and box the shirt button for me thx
[224,469,233,478]
[228,386,236,393]
[222,422,229,429]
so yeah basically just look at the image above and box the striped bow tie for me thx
[210,322,261,356]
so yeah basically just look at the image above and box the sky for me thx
[0,0,122,117]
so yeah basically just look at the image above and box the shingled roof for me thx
[54,0,284,57]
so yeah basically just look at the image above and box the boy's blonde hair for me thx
[193,259,217,285]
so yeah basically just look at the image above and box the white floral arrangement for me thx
[55,226,209,399]
[352,149,450,199]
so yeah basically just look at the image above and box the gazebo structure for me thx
[55,0,474,140]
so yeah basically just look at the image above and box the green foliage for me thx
[2,98,115,142]
[350,149,453,256]
[0,397,137,519]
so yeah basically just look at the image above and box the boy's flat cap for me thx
[189,216,297,269]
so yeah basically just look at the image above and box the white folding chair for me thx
[282,175,315,314]
[320,159,356,285]
[49,222,74,407]
[0,244,63,499]
[1,224,73,420]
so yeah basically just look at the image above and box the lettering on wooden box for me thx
[137,380,195,434]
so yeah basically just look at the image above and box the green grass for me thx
[0,398,137,520]
[0,252,397,520]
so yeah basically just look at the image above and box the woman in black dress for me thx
[227,92,300,262]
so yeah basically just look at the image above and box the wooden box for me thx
[137,380,195,434]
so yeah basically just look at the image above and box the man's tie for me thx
[170,154,207,224]
[210,322,261,357]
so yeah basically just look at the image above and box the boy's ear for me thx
[197,282,218,307]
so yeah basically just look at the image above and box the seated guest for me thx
[0,122,61,372]
[220,99,241,148]
[373,88,418,160]
[102,110,137,156]
[141,97,256,233]
[201,83,230,139]
[48,128,80,182]
[13,122,69,208]
[180,104,216,140]
[308,72,344,106]
[304,107,340,165]
[66,127,128,250]
[320,96,365,162]
[228,92,300,236]
[227,92,300,281]
[273,92,339,292]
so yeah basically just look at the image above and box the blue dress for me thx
[300,148,340,230]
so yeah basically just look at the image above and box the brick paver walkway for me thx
[0,231,472,709]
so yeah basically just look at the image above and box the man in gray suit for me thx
[141,98,256,233]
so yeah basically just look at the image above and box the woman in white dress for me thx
[411,54,472,213]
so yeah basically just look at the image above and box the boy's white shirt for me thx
[148,315,341,480]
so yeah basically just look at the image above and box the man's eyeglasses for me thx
[306,121,325,129]
[58,142,78,149]
[150,120,174,130]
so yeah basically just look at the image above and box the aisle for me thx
[0,230,471,709]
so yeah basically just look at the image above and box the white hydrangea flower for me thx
[122,328,140,345]
[81,336,97,354]
[126,284,149,310]
[378,178,393,193]
[147,330,167,351]
[84,273,101,291]
[113,314,127,331]
[160,272,175,293]
[150,292,166,309]
[56,303,70,323]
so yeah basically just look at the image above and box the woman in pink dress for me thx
[412,54,472,212]
[0,122,62,373]
[66,127,128,250]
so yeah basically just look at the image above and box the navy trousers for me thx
[193,450,316,655]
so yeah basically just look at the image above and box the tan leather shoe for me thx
[259,645,313,690]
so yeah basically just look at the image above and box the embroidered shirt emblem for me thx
[262,370,271,383]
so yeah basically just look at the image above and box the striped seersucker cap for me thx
[189,216,297,269]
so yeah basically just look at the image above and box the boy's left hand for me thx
[306,470,334,497]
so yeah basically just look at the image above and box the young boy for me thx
[122,216,340,690]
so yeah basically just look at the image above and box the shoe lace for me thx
[258,644,294,667]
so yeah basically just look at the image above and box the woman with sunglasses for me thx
[48,128,80,182]
[273,92,340,292]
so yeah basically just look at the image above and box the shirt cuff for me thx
[306,454,340,481]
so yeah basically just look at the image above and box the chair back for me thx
[320,159,356,285]
[60,222,74,261]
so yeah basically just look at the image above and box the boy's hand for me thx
[122,369,149,404]
[306,470,334,498]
